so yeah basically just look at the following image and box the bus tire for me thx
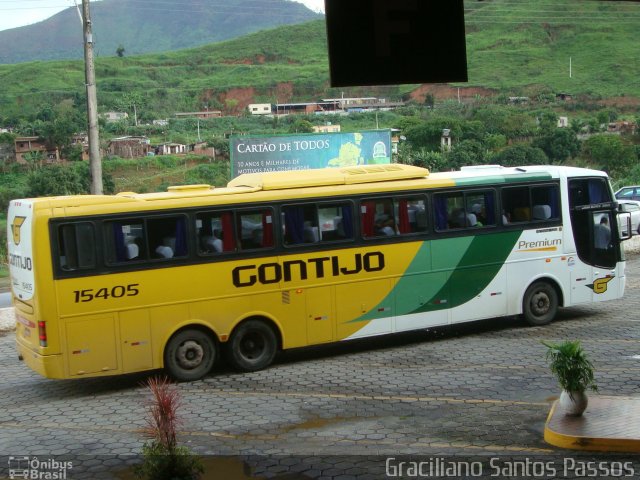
[164,329,216,381]
[226,320,277,372]
[523,281,558,326]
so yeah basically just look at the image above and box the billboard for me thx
[230,130,391,178]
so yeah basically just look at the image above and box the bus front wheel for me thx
[164,329,216,381]
[523,281,558,326]
[226,320,277,372]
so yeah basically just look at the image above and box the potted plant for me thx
[543,340,598,416]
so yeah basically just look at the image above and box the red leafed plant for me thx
[135,376,203,480]
[145,376,181,450]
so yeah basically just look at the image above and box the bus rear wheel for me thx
[523,281,558,326]
[226,320,277,372]
[164,329,216,381]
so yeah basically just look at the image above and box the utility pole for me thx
[82,0,103,194]
[569,57,572,78]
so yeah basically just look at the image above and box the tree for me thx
[404,117,463,151]
[398,144,447,172]
[537,111,558,132]
[27,163,114,197]
[491,144,548,167]
[423,93,435,109]
[484,133,507,152]
[207,137,230,158]
[532,128,580,163]
[23,151,45,172]
[446,139,486,169]
[116,92,145,126]
[583,134,635,177]
[288,119,314,133]
[27,164,86,196]
[116,45,125,57]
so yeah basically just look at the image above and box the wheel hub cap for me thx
[177,340,204,368]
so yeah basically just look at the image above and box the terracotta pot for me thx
[559,390,588,416]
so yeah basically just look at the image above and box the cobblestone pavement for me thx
[1,256,639,479]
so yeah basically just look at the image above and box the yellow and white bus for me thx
[8,164,631,381]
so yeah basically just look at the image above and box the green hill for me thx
[0,0,639,123]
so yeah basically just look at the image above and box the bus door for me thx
[305,286,334,344]
[335,278,394,340]
[65,314,118,376]
[569,208,618,304]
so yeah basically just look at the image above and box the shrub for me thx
[134,376,203,480]
[543,340,597,394]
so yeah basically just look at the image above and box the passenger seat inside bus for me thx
[124,236,141,260]
[200,235,223,252]
[154,245,174,258]
[532,204,552,220]
[303,221,320,243]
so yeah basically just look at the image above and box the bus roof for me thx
[21,164,608,212]
[227,164,429,190]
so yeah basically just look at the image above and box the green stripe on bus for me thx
[347,231,522,323]
[416,231,522,313]
[454,173,552,187]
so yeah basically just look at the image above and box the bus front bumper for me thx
[16,340,65,379]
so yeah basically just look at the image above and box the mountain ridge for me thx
[0,0,322,64]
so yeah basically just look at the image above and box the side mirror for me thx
[617,211,632,240]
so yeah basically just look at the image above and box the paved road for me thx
[1,257,639,479]
[0,292,11,309]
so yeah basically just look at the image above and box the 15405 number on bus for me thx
[73,284,140,303]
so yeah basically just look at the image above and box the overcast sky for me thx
[0,0,325,32]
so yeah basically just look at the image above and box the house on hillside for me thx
[313,123,341,133]
[608,121,637,136]
[248,104,273,115]
[274,100,345,116]
[555,93,573,101]
[14,136,60,164]
[108,136,151,158]
[101,111,129,123]
[174,111,222,119]
[189,141,213,156]
[71,133,90,161]
[321,97,405,112]
[155,142,186,155]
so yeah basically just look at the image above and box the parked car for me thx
[615,186,640,201]
[618,199,640,236]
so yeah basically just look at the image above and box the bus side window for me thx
[361,198,396,237]
[58,223,96,271]
[319,202,353,241]
[238,210,274,250]
[196,211,236,254]
[503,184,560,224]
[502,186,530,223]
[433,192,465,230]
[397,197,427,234]
[107,221,146,262]
[531,185,560,220]
[148,216,188,259]
[283,204,319,245]
[466,191,495,227]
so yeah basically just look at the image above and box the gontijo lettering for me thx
[233,251,385,287]
[9,253,32,271]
